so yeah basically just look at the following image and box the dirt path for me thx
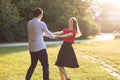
[78,52,120,80]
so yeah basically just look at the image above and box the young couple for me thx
[26,7,82,80]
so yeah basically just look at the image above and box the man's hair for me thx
[33,7,43,17]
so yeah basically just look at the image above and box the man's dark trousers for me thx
[26,49,49,80]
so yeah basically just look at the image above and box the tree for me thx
[65,0,100,38]
[0,0,21,42]
[0,0,100,42]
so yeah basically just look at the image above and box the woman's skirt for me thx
[55,42,79,68]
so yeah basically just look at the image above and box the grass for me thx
[74,38,120,74]
[0,40,118,80]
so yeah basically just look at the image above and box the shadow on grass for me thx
[0,44,60,56]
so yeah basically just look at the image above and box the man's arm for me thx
[41,22,55,39]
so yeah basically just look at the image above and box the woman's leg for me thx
[59,66,69,80]
[59,67,65,80]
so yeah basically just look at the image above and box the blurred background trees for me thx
[0,0,100,42]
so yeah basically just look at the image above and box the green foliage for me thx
[40,0,100,37]
[0,0,100,42]
[0,0,21,42]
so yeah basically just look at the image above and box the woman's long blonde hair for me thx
[70,17,82,38]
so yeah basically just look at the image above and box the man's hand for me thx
[54,35,60,39]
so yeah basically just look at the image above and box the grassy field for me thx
[74,38,120,74]
[0,39,119,80]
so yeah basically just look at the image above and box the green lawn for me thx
[74,38,120,74]
[0,39,118,80]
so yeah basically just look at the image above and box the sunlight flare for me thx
[94,0,120,8]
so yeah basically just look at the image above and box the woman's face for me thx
[68,19,74,28]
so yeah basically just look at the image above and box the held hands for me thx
[53,31,64,39]
[54,35,62,39]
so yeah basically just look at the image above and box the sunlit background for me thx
[93,0,120,7]
[90,0,120,32]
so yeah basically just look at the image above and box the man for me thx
[26,7,56,80]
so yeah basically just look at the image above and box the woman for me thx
[54,17,82,80]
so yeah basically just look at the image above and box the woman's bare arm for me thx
[60,33,73,38]
[53,31,63,35]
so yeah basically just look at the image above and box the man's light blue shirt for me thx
[27,18,55,52]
